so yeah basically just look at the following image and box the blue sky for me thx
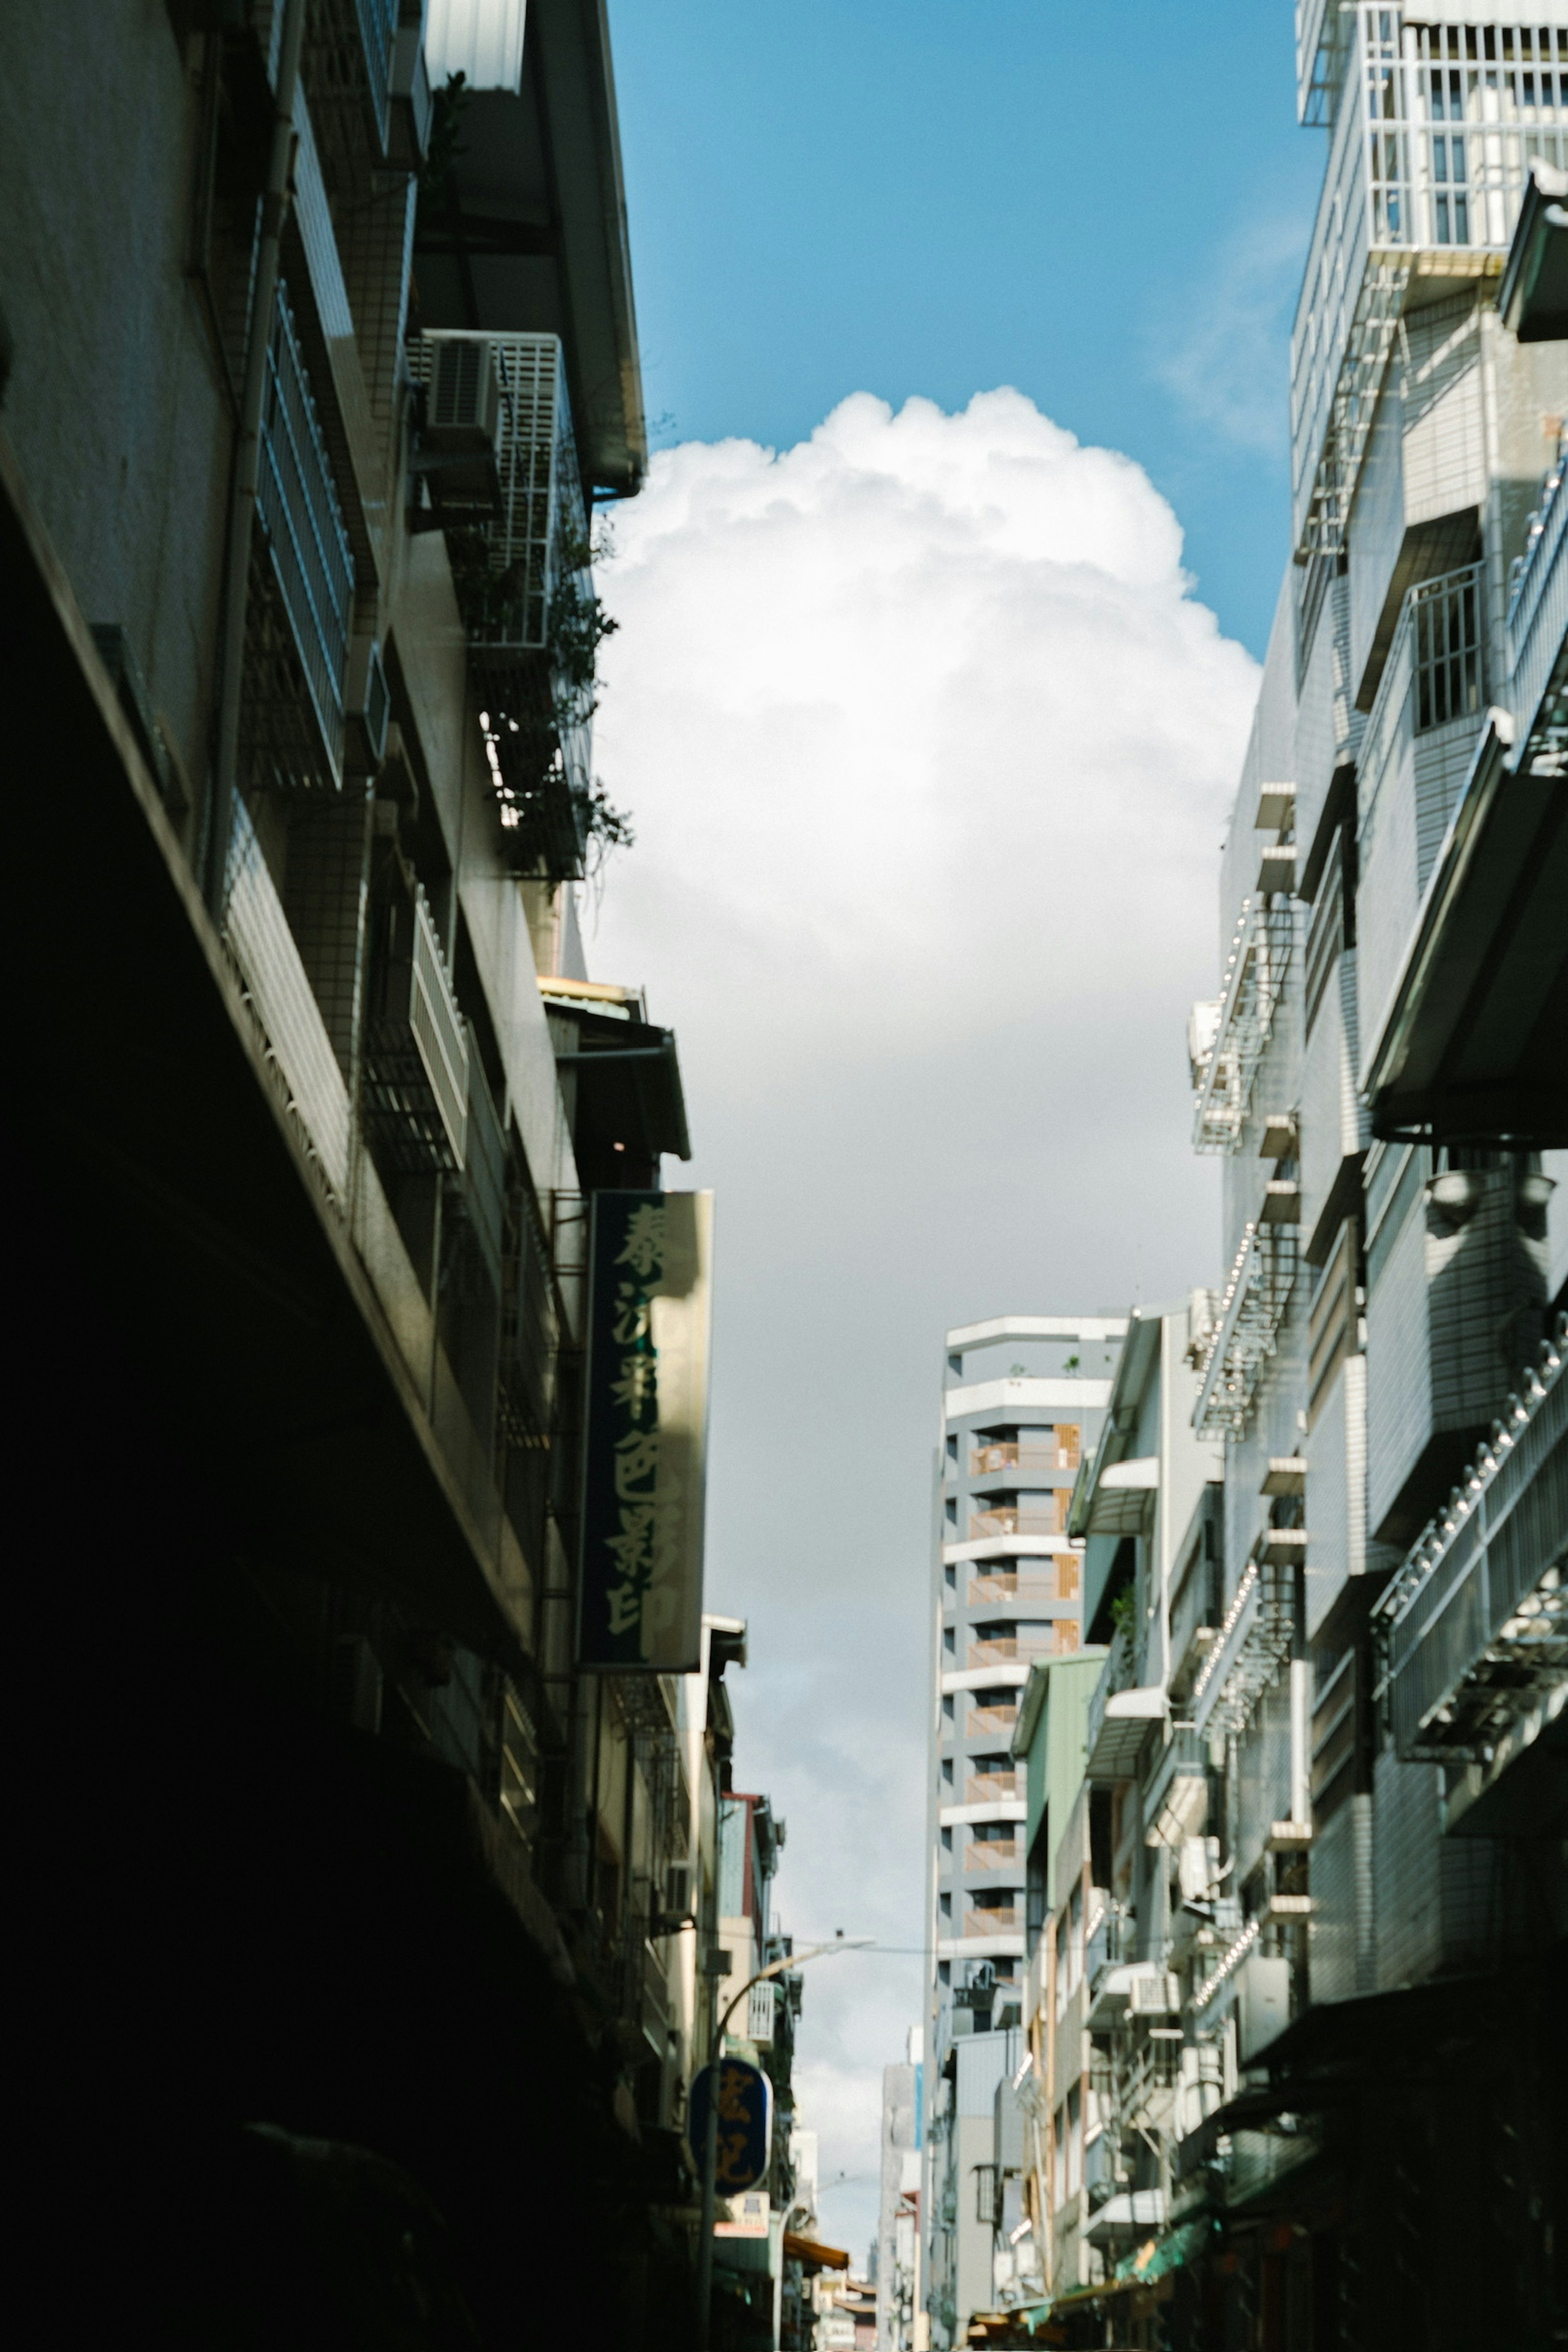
[609,0,1325,657]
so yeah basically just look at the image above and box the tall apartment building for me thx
[998,11,1568,2350]
[923,1316,1125,2349]
[0,6,755,2344]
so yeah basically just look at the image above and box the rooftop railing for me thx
[1292,11,1566,560]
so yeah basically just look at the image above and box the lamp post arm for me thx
[694,1940,871,2352]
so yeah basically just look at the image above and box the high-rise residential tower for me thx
[923,1315,1125,2348]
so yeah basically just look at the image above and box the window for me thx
[1413,568,1482,733]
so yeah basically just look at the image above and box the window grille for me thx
[1411,567,1483,733]
[252,282,354,788]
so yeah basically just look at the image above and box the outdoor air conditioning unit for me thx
[414,335,505,527]
[665,1864,690,1918]
[1129,1971,1179,2018]
[426,334,503,448]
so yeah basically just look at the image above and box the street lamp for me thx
[695,1937,873,2352]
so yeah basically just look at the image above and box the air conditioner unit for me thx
[1129,1971,1179,2018]
[427,335,502,449]
[665,1864,690,1918]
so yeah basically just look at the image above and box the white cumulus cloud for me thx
[584,388,1258,2260]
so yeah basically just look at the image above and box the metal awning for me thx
[1362,716,1568,1147]
[546,992,691,1174]
[1083,1455,1158,1537]
[1500,158,1568,341]
[1085,1686,1166,1780]
[1085,2189,1165,2246]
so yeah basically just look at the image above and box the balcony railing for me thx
[1292,11,1566,559]
[969,1632,1078,1668]
[1192,894,1297,1153]
[971,1440,1079,1476]
[222,796,352,1201]
[969,1506,1064,1540]
[965,1842,1020,1872]
[1382,1317,1566,1760]
[245,282,355,795]
[364,884,470,1172]
[303,0,401,160]
[1192,1220,1301,1437]
[1508,427,1568,739]
[972,1572,1077,1607]
[967,1771,1020,1804]
[967,1706,1018,1739]
[965,1908,1021,1936]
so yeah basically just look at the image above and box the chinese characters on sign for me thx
[690,2057,773,2198]
[577,1191,713,1670]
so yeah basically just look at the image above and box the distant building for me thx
[875,2033,924,2350]
[923,1317,1124,2347]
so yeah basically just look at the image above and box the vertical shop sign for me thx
[577,1189,713,1670]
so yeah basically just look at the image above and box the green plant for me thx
[1109,1588,1136,1638]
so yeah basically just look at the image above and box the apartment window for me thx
[971,1819,1013,1843]
[1413,569,1482,732]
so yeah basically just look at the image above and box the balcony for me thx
[964,1841,1020,1873]
[243,283,355,796]
[971,1437,1080,1477]
[303,0,402,166]
[1083,1633,1167,1782]
[1191,893,1297,1153]
[1382,1318,1566,1772]
[969,1630,1079,1669]
[1292,15,1565,561]
[1508,425,1568,742]
[364,883,470,1173]
[971,1569,1078,1607]
[964,1907,1021,1937]
[968,1503,1065,1541]
[1192,1219,1300,1437]
[221,796,352,1202]
[967,1771,1020,1804]
[968,1705,1019,1740]
[412,331,597,882]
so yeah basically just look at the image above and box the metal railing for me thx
[303,0,400,154]
[1382,1318,1566,1759]
[964,1842,1021,1873]
[252,282,354,790]
[969,1508,1063,1540]
[223,795,352,1200]
[967,1771,1020,1804]
[965,1909,1021,1936]
[971,1441,1080,1477]
[968,1635,1075,1668]
[1508,429,1568,739]
[971,1575,1075,1607]
[1192,895,1296,1153]
[967,1707,1018,1739]
[1083,1629,1134,1769]
[364,886,470,1173]
[1292,9,1565,558]
[1193,1221,1301,1436]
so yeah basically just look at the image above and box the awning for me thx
[543,985,692,1180]
[1500,157,1568,341]
[1085,1685,1166,1781]
[1083,1456,1158,1537]
[783,2232,848,2272]
[1362,716,1568,1147]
